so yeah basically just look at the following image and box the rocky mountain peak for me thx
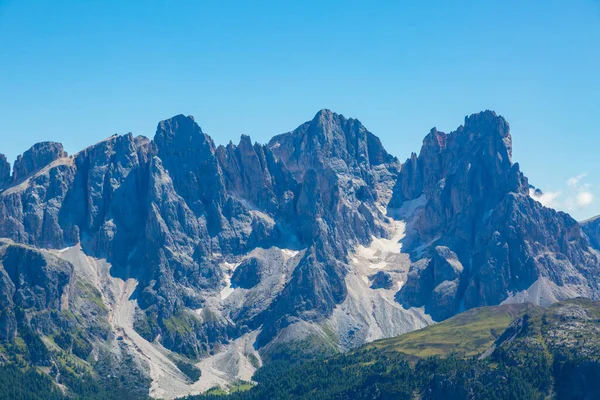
[464,109,510,137]
[422,127,447,152]
[460,110,513,160]
[238,133,253,146]
[393,110,598,320]
[154,114,211,150]
[390,110,523,209]
[12,141,68,184]
[269,109,397,180]
[582,216,600,251]
[153,114,225,225]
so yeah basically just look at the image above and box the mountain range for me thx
[0,109,599,399]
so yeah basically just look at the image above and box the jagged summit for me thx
[464,109,509,132]
[154,114,214,150]
[268,109,397,180]
[582,216,600,251]
[390,110,520,209]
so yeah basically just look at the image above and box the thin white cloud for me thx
[529,189,561,208]
[567,173,587,188]
[531,172,595,213]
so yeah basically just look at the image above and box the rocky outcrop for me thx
[398,246,463,320]
[0,241,72,328]
[154,115,226,234]
[231,258,262,289]
[0,156,75,249]
[216,135,280,214]
[0,239,75,365]
[12,142,68,184]
[369,271,394,290]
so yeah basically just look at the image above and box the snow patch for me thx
[281,248,300,260]
[57,246,74,253]
[352,219,406,271]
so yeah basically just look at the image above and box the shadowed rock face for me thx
[0,108,598,364]
[370,271,394,290]
[582,216,600,251]
[397,246,463,320]
[231,258,262,289]
[0,154,10,187]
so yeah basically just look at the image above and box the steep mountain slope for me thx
[0,109,598,398]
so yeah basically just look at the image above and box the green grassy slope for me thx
[365,302,539,359]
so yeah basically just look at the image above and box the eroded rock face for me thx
[0,240,75,361]
[269,109,396,179]
[0,241,72,317]
[0,157,75,248]
[398,246,463,320]
[255,110,401,345]
[154,115,226,233]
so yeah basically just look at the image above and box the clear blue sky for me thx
[1,1,599,220]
